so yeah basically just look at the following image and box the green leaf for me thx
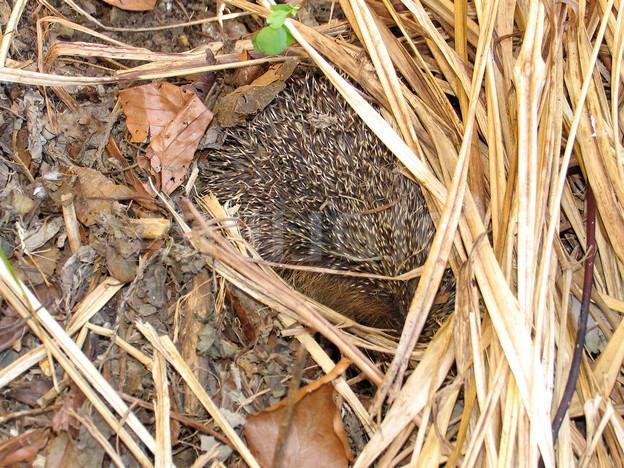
[0,246,18,284]
[267,12,288,29]
[253,26,290,56]
[271,3,297,13]
[285,28,295,47]
[266,3,298,28]
[252,4,299,56]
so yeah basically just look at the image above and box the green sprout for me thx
[252,4,299,56]
[0,246,17,284]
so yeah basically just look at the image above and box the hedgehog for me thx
[198,71,453,329]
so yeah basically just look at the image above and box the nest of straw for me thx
[1,0,624,466]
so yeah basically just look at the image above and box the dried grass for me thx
[1,0,623,466]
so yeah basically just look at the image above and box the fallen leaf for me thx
[106,245,137,283]
[100,0,156,11]
[7,378,52,406]
[20,217,64,253]
[44,432,81,466]
[106,137,159,211]
[0,304,26,352]
[0,429,49,467]
[225,51,266,87]
[119,82,190,143]
[119,82,213,194]
[5,187,35,215]
[244,383,351,468]
[51,385,86,434]
[142,92,213,194]
[15,127,33,171]
[11,247,60,285]
[214,61,297,127]
[72,167,136,226]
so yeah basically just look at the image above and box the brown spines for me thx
[199,72,450,328]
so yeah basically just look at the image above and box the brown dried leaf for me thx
[142,94,212,194]
[7,378,52,407]
[119,82,213,194]
[244,384,350,468]
[100,0,156,12]
[72,167,135,226]
[0,306,26,352]
[0,429,49,467]
[105,245,137,283]
[225,51,266,88]
[51,385,86,434]
[119,82,190,143]
[15,127,33,172]
[106,137,158,211]
[44,432,81,466]
[215,61,297,127]
[11,247,60,286]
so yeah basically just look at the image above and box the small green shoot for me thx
[0,246,18,284]
[252,4,298,56]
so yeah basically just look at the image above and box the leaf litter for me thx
[245,383,352,467]
[120,82,213,195]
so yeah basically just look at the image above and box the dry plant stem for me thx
[87,324,153,369]
[0,267,155,459]
[184,200,383,385]
[172,194,376,432]
[374,0,498,412]
[611,5,624,185]
[153,351,173,468]
[454,0,486,216]
[0,404,61,425]
[61,193,82,254]
[0,274,155,466]
[0,56,286,86]
[513,0,545,323]
[0,0,27,66]
[271,345,307,468]
[258,258,423,282]
[347,0,418,148]
[38,16,131,49]
[552,187,597,440]
[353,319,454,467]
[136,321,261,468]
[535,0,614,332]
[260,4,557,464]
[69,409,125,468]
[0,277,123,389]
[461,360,508,467]
[513,2,548,465]
[119,392,233,447]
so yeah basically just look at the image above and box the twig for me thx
[552,186,597,440]
[271,344,307,468]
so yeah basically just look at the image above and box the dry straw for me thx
[1,0,624,466]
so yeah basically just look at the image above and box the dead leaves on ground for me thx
[0,429,49,467]
[71,167,136,226]
[100,0,156,12]
[0,306,25,352]
[214,61,297,127]
[119,82,213,194]
[245,383,351,468]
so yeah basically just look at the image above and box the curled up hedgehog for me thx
[199,67,454,330]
